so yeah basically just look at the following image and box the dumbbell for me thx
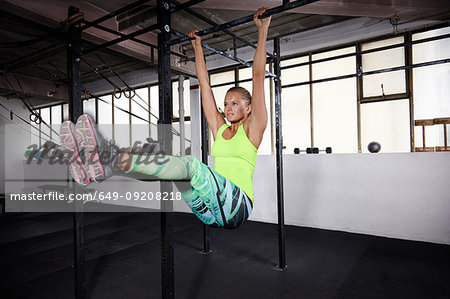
[293,148,314,154]
[311,147,332,154]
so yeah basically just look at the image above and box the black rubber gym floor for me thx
[1,210,449,298]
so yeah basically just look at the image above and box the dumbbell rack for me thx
[414,117,450,152]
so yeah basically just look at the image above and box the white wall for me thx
[245,153,450,245]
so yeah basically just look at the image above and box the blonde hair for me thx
[226,86,252,106]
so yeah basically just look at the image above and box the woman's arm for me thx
[188,30,225,140]
[248,8,271,147]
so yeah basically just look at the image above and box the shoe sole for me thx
[76,114,105,182]
[59,121,89,186]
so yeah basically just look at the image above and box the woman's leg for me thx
[173,182,219,227]
[69,113,251,228]
[125,154,253,229]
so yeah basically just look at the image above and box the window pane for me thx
[281,56,309,86]
[83,98,96,122]
[131,87,149,124]
[281,56,308,67]
[150,85,159,139]
[312,47,355,80]
[313,78,358,153]
[172,81,179,118]
[131,87,150,147]
[51,105,61,143]
[30,123,39,148]
[211,70,234,85]
[183,80,190,117]
[51,105,61,124]
[238,63,270,84]
[362,36,406,97]
[413,26,450,63]
[62,104,69,122]
[40,108,51,143]
[413,64,450,119]
[239,67,252,81]
[114,93,130,148]
[282,85,311,154]
[97,95,113,141]
[361,99,410,153]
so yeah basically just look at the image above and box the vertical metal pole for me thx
[200,106,211,253]
[356,44,363,153]
[178,76,185,155]
[66,6,85,299]
[273,37,286,270]
[0,123,4,212]
[309,52,314,148]
[157,1,175,298]
[405,32,415,152]
[269,62,275,154]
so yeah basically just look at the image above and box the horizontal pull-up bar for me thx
[171,29,277,78]
[168,0,319,46]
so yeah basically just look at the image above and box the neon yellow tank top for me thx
[211,123,258,202]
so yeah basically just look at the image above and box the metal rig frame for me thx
[63,0,450,298]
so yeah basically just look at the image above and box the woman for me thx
[60,8,271,229]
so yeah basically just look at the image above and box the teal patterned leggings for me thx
[126,155,253,229]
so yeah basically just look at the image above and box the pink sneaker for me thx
[59,121,90,186]
[75,114,118,183]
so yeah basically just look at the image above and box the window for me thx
[150,85,159,139]
[361,36,406,98]
[413,27,450,148]
[281,57,311,154]
[97,95,113,142]
[131,87,150,147]
[312,47,358,153]
[62,104,69,121]
[83,98,96,122]
[361,99,411,153]
[40,108,51,145]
